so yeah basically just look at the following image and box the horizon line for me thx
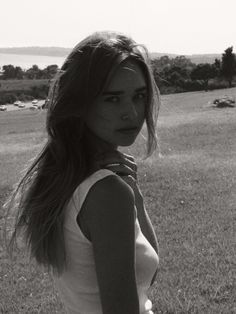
[0,46,224,56]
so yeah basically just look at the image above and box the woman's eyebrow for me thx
[135,86,147,92]
[102,86,147,96]
[102,90,123,96]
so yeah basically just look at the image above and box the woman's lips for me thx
[117,127,139,134]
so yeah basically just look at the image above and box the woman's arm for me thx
[92,150,159,286]
[116,175,159,286]
[132,184,159,286]
[132,183,159,256]
[81,174,140,314]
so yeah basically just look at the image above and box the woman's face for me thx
[84,60,147,148]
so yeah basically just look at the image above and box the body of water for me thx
[0,53,65,70]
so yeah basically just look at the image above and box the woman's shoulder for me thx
[74,168,133,199]
[74,169,136,242]
[80,170,135,222]
[80,170,136,244]
[73,168,135,216]
[86,169,135,205]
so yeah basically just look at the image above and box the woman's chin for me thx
[117,138,136,147]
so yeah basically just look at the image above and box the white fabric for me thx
[53,169,159,314]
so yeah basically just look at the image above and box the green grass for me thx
[1,88,236,313]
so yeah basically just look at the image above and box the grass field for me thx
[0,88,236,313]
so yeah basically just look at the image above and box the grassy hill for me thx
[0,87,236,313]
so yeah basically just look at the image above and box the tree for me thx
[221,46,236,87]
[151,56,172,72]
[151,55,195,90]
[213,58,221,77]
[42,64,58,79]
[2,65,16,79]
[14,66,24,79]
[2,64,23,79]
[25,64,42,79]
[190,63,217,90]
[172,55,194,69]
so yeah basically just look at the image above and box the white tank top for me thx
[53,169,159,314]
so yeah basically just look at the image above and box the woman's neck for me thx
[84,128,117,163]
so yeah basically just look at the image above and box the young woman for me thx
[8,31,160,314]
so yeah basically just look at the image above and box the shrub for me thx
[30,84,49,99]
[208,80,231,90]
[181,79,204,91]
[0,83,49,104]
[0,92,17,105]
[18,94,34,102]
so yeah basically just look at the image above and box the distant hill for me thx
[150,52,221,64]
[0,47,221,64]
[0,47,71,57]
[189,54,221,64]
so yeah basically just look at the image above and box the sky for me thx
[0,0,235,55]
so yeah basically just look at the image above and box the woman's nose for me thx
[121,100,138,120]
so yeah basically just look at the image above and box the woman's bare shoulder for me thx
[81,173,135,238]
[90,173,134,202]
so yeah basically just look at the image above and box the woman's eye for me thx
[105,96,119,103]
[135,92,147,100]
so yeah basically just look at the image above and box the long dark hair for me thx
[7,31,160,274]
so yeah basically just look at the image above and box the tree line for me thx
[151,46,236,93]
[0,46,235,96]
[0,64,58,80]
[0,65,58,104]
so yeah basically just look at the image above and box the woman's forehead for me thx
[106,60,147,90]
